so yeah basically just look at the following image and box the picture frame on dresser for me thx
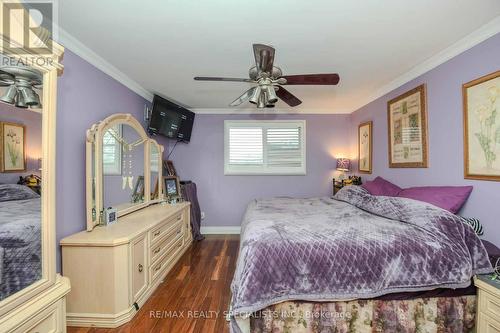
[463,70,500,181]
[387,84,428,168]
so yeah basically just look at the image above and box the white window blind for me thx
[103,125,122,175]
[224,120,306,175]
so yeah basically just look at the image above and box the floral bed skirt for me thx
[248,296,476,333]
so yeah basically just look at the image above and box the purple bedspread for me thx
[230,186,492,322]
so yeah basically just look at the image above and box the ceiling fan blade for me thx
[276,86,302,107]
[229,87,256,106]
[253,44,275,74]
[281,73,340,85]
[194,76,253,83]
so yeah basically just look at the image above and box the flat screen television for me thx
[148,95,195,142]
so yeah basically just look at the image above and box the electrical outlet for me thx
[201,212,206,220]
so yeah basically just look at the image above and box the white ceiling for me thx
[57,1,500,113]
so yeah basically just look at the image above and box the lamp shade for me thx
[336,158,350,171]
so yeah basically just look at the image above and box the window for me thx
[103,125,122,175]
[224,120,306,175]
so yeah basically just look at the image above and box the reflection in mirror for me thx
[102,124,145,212]
[0,57,43,300]
[150,143,160,199]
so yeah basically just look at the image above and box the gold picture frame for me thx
[463,70,500,181]
[0,122,26,172]
[387,84,428,168]
[358,121,372,174]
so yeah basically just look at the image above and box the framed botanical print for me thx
[0,122,26,172]
[358,121,372,173]
[463,70,500,181]
[387,84,428,168]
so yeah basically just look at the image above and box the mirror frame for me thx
[0,0,68,318]
[86,113,164,231]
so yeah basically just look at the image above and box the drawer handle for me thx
[155,264,162,272]
[177,215,182,221]
[154,247,161,254]
[176,229,181,235]
[153,230,161,237]
[138,264,143,273]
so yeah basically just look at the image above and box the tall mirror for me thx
[0,57,44,301]
[86,114,164,231]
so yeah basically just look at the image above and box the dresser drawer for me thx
[150,236,184,282]
[477,311,500,333]
[150,211,183,245]
[479,288,500,320]
[150,220,183,263]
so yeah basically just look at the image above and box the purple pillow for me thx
[398,186,473,213]
[361,177,402,197]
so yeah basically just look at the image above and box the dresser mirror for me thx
[86,113,164,231]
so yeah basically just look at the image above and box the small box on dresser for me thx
[60,202,192,328]
[475,275,500,332]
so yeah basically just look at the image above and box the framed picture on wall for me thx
[387,84,428,168]
[0,122,26,172]
[358,121,372,173]
[463,70,500,181]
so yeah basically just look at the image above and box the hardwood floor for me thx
[67,234,239,333]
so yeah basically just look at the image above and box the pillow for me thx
[0,184,40,202]
[397,186,472,214]
[361,177,402,197]
[459,216,483,235]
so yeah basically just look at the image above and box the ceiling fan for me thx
[194,44,340,108]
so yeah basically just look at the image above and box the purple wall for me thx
[56,50,165,272]
[172,114,352,228]
[350,33,500,246]
[0,103,42,183]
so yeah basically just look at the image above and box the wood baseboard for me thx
[200,226,241,234]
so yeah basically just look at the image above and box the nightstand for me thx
[475,275,500,332]
[333,181,344,195]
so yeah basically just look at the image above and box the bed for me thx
[230,186,493,333]
[0,184,42,301]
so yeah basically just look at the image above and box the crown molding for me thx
[351,16,500,113]
[191,107,350,115]
[56,28,153,102]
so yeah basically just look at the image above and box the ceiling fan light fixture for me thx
[15,91,28,108]
[264,85,278,103]
[0,85,18,104]
[19,87,40,106]
[257,93,267,108]
[249,86,262,104]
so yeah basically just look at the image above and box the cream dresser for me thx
[475,275,500,332]
[61,202,192,328]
